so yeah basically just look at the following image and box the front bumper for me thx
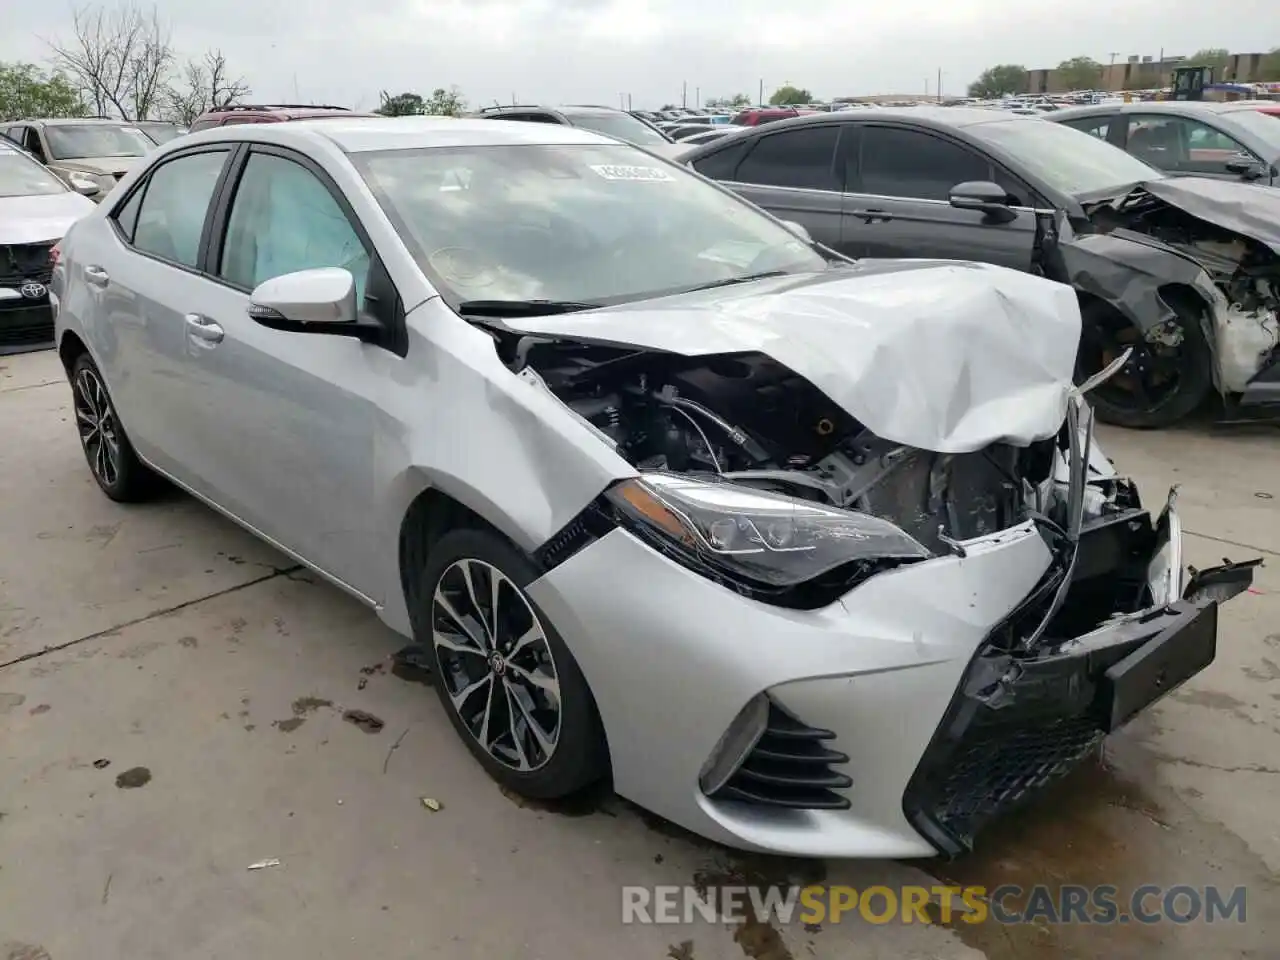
[528,519,1057,858]
[527,497,1253,858]
[0,293,54,355]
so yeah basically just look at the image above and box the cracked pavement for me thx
[2,349,1279,959]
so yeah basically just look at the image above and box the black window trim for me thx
[202,141,407,356]
[106,142,241,279]
[722,122,847,195]
[845,120,1048,211]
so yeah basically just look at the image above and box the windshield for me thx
[44,124,155,160]
[1228,109,1280,156]
[137,122,187,144]
[0,144,69,198]
[353,143,824,306]
[566,112,671,145]
[974,117,1164,197]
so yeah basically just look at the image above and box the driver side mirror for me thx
[248,267,380,342]
[1225,157,1265,181]
[949,180,1018,223]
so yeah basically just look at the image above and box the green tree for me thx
[0,62,85,119]
[376,91,426,116]
[1257,47,1280,82]
[1056,56,1104,91]
[967,64,1028,98]
[423,86,466,116]
[769,84,812,105]
[1188,47,1230,79]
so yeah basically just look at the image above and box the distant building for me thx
[1025,52,1271,93]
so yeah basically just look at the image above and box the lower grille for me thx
[713,702,852,810]
[909,711,1104,851]
[0,305,55,351]
[0,242,55,287]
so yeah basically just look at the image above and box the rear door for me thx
[841,123,1037,271]
[712,124,846,252]
[68,146,234,478]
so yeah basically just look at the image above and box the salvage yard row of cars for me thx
[38,113,1263,858]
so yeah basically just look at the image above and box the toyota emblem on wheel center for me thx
[19,282,47,299]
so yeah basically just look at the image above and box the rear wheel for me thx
[70,353,160,501]
[1076,298,1213,429]
[417,527,607,799]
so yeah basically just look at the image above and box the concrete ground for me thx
[1,348,1277,960]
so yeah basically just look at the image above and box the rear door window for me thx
[130,150,229,268]
[1058,116,1113,140]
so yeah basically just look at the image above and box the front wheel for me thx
[1076,298,1213,429]
[417,527,608,799]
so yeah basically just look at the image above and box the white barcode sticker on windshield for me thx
[589,164,674,182]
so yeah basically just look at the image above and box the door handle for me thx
[84,264,110,288]
[849,209,893,224]
[184,313,224,346]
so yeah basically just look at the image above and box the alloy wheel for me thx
[73,367,121,488]
[431,558,562,772]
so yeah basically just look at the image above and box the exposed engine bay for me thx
[508,337,1122,561]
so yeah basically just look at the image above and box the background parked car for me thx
[134,120,189,144]
[1049,101,1280,185]
[0,135,96,353]
[188,103,374,131]
[729,107,803,126]
[469,104,683,157]
[0,118,156,201]
[679,109,1280,428]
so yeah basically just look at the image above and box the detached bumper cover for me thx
[903,573,1253,857]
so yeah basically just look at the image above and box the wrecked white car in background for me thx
[52,119,1260,858]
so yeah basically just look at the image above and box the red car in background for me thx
[730,107,818,126]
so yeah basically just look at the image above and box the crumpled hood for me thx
[0,191,97,245]
[1141,177,1280,254]
[504,260,1082,453]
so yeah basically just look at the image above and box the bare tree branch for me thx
[161,49,250,124]
[46,3,175,120]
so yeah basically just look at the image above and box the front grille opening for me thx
[920,715,1104,850]
[710,701,852,811]
[0,242,55,287]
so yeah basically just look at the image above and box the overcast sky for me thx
[4,0,1276,110]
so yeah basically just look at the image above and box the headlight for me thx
[604,474,931,589]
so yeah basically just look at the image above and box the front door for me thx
[172,145,386,593]
[841,124,1037,271]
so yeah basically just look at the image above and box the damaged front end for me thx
[509,331,1259,853]
[901,396,1261,856]
[1076,178,1280,411]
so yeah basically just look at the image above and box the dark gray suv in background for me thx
[679,109,1280,428]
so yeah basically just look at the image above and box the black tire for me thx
[416,527,608,799]
[69,352,161,502]
[1077,298,1213,429]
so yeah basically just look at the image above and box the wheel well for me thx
[58,330,88,374]
[397,489,498,639]
[1156,283,1212,324]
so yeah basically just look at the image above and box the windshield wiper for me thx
[457,299,603,317]
[680,270,791,294]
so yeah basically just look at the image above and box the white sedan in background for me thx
[0,137,96,353]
